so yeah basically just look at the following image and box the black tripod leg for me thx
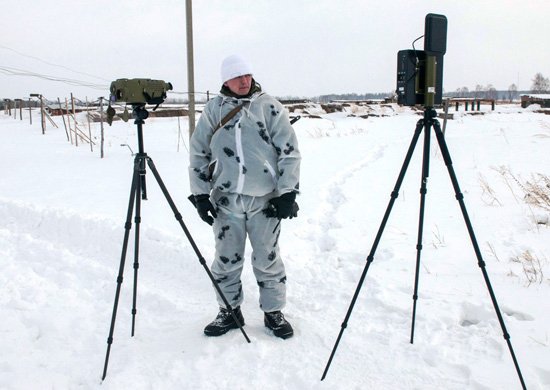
[432,120,526,390]
[138,155,148,200]
[410,119,432,344]
[145,157,251,343]
[321,118,425,381]
[102,163,140,380]
[131,160,143,337]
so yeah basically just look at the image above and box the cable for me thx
[405,35,425,84]
[0,65,108,90]
[0,43,111,82]
[411,35,424,52]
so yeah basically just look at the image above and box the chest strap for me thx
[213,104,244,134]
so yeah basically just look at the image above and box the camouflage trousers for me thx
[209,190,287,313]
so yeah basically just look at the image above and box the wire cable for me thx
[0,43,111,82]
[0,65,108,90]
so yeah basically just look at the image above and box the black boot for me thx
[204,306,245,337]
[264,311,294,339]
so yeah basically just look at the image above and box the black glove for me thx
[265,192,299,219]
[191,194,217,225]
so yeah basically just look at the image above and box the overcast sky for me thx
[1,0,549,100]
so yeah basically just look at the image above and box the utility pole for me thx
[186,0,196,139]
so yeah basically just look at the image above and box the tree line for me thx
[453,72,549,101]
[286,72,550,103]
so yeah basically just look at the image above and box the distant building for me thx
[521,94,550,108]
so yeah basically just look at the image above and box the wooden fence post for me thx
[18,99,23,120]
[177,116,181,152]
[65,98,73,144]
[40,96,46,134]
[30,94,46,134]
[71,93,78,147]
[442,98,450,135]
[58,98,70,141]
[86,97,93,152]
[99,97,105,159]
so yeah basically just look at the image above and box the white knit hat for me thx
[220,55,253,83]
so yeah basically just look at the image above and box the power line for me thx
[0,65,108,90]
[0,43,214,97]
[0,43,213,98]
[0,43,111,82]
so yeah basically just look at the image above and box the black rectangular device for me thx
[395,13,447,107]
[396,50,424,106]
[424,13,448,55]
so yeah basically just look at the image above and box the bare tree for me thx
[474,84,484,98]
[455,86,469,98]
[531,73,550,93]
[486,84,497,100]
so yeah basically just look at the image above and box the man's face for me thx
[224,74,252,96]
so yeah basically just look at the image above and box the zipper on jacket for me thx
[235,118,245,193]
[264,160,277,185]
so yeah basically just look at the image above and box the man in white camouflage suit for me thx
[189,55,301,339]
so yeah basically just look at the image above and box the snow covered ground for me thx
[1,103,549,389]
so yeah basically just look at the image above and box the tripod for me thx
[321,108,526,389]
[102,104,250,380]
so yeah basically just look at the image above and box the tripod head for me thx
[129,104,149,157]
[127,104,150,201]
[131,103,149,124]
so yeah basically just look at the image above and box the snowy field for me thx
[0,103,549,389]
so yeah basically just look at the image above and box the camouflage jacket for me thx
[189,88,301,197]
